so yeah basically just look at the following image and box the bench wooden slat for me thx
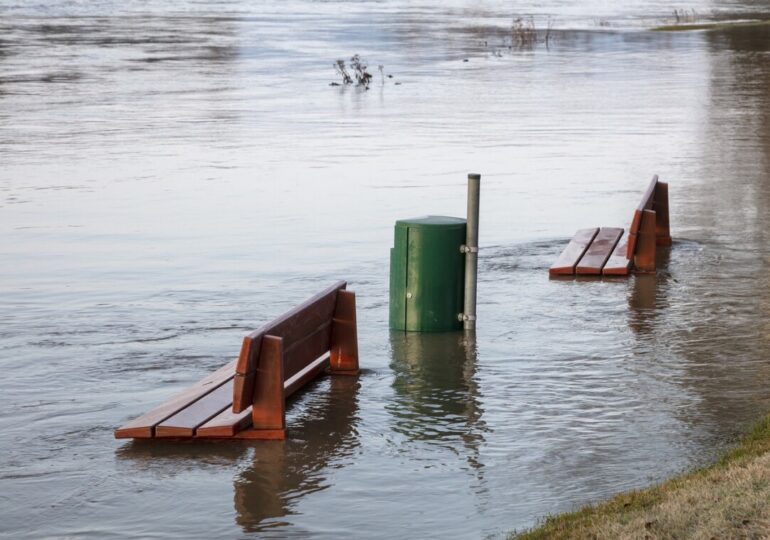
[549,228,599,276]
[232,321,332,411]
[627,176,659,258]
[114,359,236,439]
[626,209,642,259]
[233,282,345,413]
[196,405,253,438]
[235,281,345,375]
[654,181,672,246]
[284,353,330,398]
[251,335,285,432]
[602,233,632,275]
[231,373,256,416]
[235,334,263,379]
[637,174,658,211]
[198,353,330,438]
[634,209,657,273]
[283,321,332,380]
[549,175,668,278]
[155,379,235,438]
[576,227,623,275]
[258,284,340,352]
[115,282,359,442]
[330,290,360,375]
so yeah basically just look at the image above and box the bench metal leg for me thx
[330,290,360,375]
[634,209,657,274]
[251,335,286,437]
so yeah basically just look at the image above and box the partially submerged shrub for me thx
[332,54,375,88]
[333,59,352,85]
[673,8,699,23]
[510,16,554,49]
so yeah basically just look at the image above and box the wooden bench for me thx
[549,175,671,276]
[115,281,359,441]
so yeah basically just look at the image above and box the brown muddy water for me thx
[1,1,770,538]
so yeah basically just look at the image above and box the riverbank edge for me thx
[510,414,770,539]
[651,19,770,31]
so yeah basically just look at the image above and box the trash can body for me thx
[389,216,466,332]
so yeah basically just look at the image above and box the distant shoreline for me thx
[652,19,770,32]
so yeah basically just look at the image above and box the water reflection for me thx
[115,438,251,470]
[234,376,361,533]
[114,376,360,535]
[627,247,671,335]
[388,331,486,472]
[663,23,770,435]
[6,1,770,538]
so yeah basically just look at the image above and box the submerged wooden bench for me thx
[549,175,671,277]
[115,281,359,441]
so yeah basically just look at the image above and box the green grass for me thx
[511,415,770,539]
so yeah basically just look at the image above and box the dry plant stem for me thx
[332,54,374,88]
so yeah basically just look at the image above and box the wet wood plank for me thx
[637,174,659,212]
[626,209,643,259]
[282,321,332,380]
[155,379,234,438]
[114,359,236,439]
[633,209,657,273]
[576,227,623,275]
[603,232,632,275]
[284,353,329,398]
[549,228,599,276]
[654,180,672,246]
[251,336,285,431]
[196,405,252,438]
[330,290,359,375]
[233,282,345,412]
[627,176,659,258]
[231,428,286,440]
[235,281,345,375]
[199,353,330,438]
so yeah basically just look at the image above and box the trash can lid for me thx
[395,215,466,230]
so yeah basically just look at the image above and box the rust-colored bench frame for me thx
[549,175,671,276]
[229,281,359,439]
[115,281,359,441]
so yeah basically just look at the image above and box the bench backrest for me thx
[626,175,671,262]
[232,281,358,415]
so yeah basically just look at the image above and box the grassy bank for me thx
[651,19,770,32]
[512,415,770,539]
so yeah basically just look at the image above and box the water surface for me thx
[1,1,770,538]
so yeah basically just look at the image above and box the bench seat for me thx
[115,282,359,441]
[549,176,671,277]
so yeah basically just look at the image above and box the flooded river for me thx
[1,1,770,538]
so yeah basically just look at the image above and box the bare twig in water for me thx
[544,17,553,48]
[512,16,537,48]
[673,8,698,23]
[332,54,375,88]
[510,16,555,50]
[334,59,352,85]
[349,54,372,88]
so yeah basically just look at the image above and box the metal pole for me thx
[463,173,480,331]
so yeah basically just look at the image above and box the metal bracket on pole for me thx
[463,173,480,332]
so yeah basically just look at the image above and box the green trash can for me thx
[389,215,466,332]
